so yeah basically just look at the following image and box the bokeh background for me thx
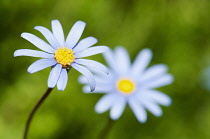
[1,0,210,138]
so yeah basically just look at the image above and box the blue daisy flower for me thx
[79,47,173,123]
[14,20,108,91]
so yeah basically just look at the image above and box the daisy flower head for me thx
[79,47,174,123]
[14,20,109,91]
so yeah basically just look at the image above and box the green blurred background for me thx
[0,0,210,138]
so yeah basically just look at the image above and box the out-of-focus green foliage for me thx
[0,0,210,138]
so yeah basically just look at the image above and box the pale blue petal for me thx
[73,37,98,52]
[34,26,60,49]
[128,97,147,123]
[71,63,95,91]
[79,75,111,85]
[142,74,174,89]
[110,96,126,120]
[28,59,57,73]
[65,21,86,48]
[114,47,130,74]
[131,49,152,76]
[75,59,108,74]
[21,33,55,53]
[137,96,163,117]
[139,64,168,81]
[95,94,118,113]
[57,69,68,91]
[83,66,111,78]
[82,85,112,93]
[14,49,53,58]
[103,50,118,72]
[78,75,88,84]
[75,46,109,58]
[142,90,171,106]
[48,64,62,88]
[52,20,65,47]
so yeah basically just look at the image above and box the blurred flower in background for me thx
[200,66,210,91]
[14,20,108,91]
[79,47,173,123]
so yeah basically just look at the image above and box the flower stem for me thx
[98,118,115,139]
[23,88,54,139]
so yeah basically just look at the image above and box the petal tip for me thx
[110,116,117,120]
[166,99,172,106]
[105,67,109,74]
[82,86,90,93]
[76,20,86,25]
[74,21,86,29]
[143,48,151,51]
[140,119,147,123]
[99,46,109,54]
[168,75,174,84]
[52,19,59,22]
[48,86,54,89]
[58,88,64,91]
[27,68,33,74]
[91,37,98,43]
[48,83,55,88]
[13,51,18,57]
[90,87,95,92]
[157,113,163,117]
[34,26,42,30]
[142,48,152,56]
[95,106,102,114]
[21,32,28,38]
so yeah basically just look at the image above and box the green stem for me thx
[98,118,115,139]
[23,88,54,139]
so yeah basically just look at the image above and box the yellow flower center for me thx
[54,47,75,68]
[117,79,136,94]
